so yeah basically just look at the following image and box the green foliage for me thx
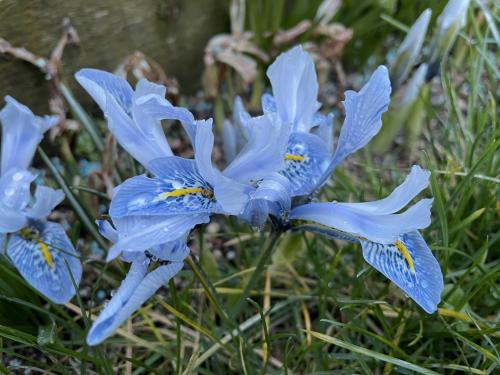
[0,0,498,373]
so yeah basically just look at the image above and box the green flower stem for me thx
[186,255,237,331]
[230,230,282,319]
[58,82,103,152]
[38,147,107,249]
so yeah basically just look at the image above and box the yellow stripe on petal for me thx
[395,240,415,272]
[38,241,54,268]
[284,153,306,162]
[158,187,213,199]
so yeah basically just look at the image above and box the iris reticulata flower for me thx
[0,96,81,304]
[234,46,443,313]
[76,69,288,344]
[76,44,443,345]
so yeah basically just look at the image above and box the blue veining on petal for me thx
[360,231,443,313]
[110,157,217,217]
[280,132,330,196]
[7,220,82,304]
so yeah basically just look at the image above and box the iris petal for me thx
[26,186,65,220]
[266,45,320,132]
[339,166,430,215]
[86,259,183,345]
[194,120,249,215]
[134,93,196,146]
[331,66,391,167]
[134,79,166,98]
[96,219,119,243]
[75,69,173,168]
[290,198,433,244]
[107,214,209,261]
[0,168,36,211]
[313,66,391,191]
[148,240,190,262]
[223,113,289,183]
[241,172,291,227]
[7,221,81,304]
[0,205,27,233]
[222,97,251,163]
[261,93,277,114]
[311,112,334,153]
[0,96,57,175]
[75,69,133,117]
[223,120,238,163]
[110,158,216,218]
[280,132,330,196]
[361,231,443,313]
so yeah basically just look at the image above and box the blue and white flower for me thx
[76,69,289,343]
[0,96,81,304]
[86,218,189,345]
[235,46,443,313]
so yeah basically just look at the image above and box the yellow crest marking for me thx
[158,187,213,199]
[38,241,54,268]
[20,227,32,237]
[395,240,415,272]
[284,153,306,162]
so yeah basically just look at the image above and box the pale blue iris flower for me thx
[233,46,443,313]
[86,218,188,345]
[0,96,81,304]
[76,45,443,345]
[235,46,391,225]
[76,69,288,344]
[289,166,441,313]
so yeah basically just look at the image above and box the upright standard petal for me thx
[7,221,82,304]
[361,231,443,313]
[223,113,289,183]
[110,157,216,217]
[0,96,57,175]
[222,97,251,163]
[311,112,334,153]
[261,93,277,114]
[134,93,197,146]
[318,66,391,188]
[75,69,173,168]
[0,168,37,211]
[26,186,65,220]
[0,205,28,233]
[334,66,391,163]
[104,89,173,168]
[289,198,433,244]
[75,69,134,116]
[266,45,320,132]
[87,257,184,345]
[194,120,249,215]
[223,119,238,163]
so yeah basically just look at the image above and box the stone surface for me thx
[0,0,228,112]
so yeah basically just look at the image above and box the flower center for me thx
[284,153,306,161]
[158,187,214,199]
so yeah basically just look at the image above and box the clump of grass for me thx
[0,1,498,374]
